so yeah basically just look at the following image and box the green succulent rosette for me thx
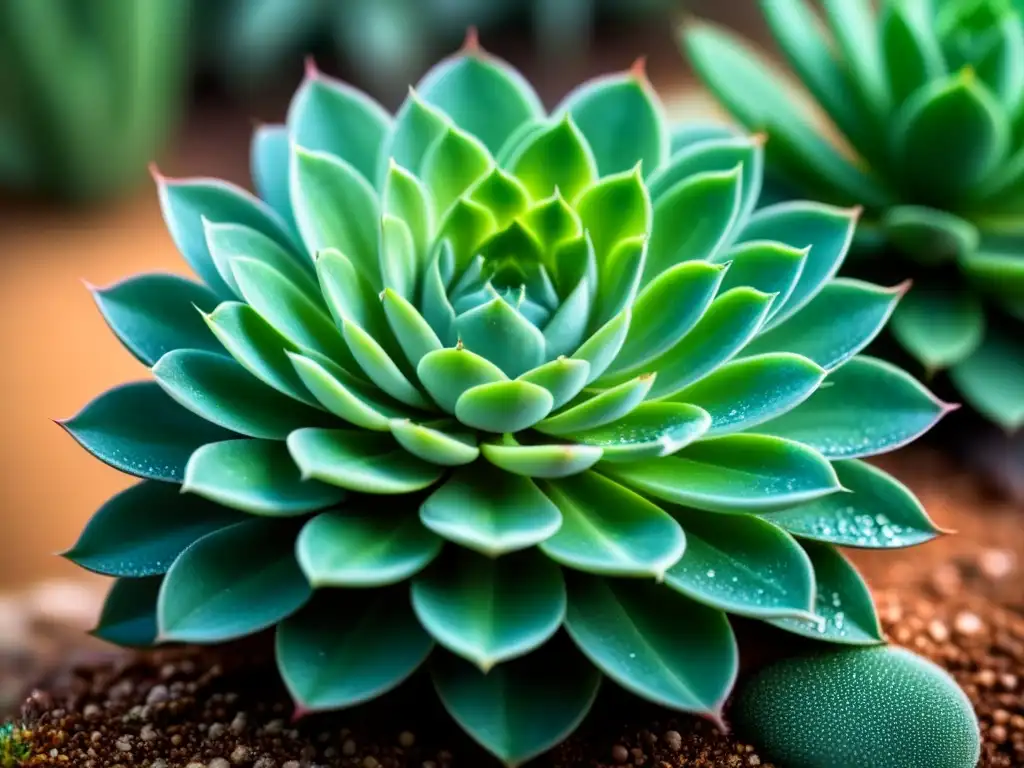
[62,40,949,766]
[683,0,1024,431]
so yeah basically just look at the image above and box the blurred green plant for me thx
[682,0,1024,431]
[195,0,673,99]
[0,0,188,201]
[0,723,31,768]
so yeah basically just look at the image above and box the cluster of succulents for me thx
[195,0,672,98]
[683,0,1024,432]
[58,35,961,764]
[0,0,187,201]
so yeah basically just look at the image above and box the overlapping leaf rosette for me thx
[62,39,951,766]
[683,0,1024,430]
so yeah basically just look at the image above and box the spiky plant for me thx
[62,36,950,766]
[682,0,1024,432]
[0,0,187,201]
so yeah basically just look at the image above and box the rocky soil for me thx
[4,448,1021,767]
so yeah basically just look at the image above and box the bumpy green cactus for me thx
[63,36,950,766]
[734,646,981,768]
[0,0,187,201]
[683,0,1024,430]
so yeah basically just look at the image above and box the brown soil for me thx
[12,587,1021,768]
[6,448,1022,767]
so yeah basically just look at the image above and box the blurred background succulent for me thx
[193,0,674,102]
[0,0,189,202]
[682,0,1024,433]
[58,39,954,764]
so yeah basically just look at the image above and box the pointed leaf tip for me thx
[303,55,320,79]
[708,710,729,735]
[148,162,165,183]
[629,56,649,82]
[462,26,481,53]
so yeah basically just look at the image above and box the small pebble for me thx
[612,744,629,763]
[145,684,169,705]
[928,620,949,643]
[978,549,1015,580]
[955,611,983,636]
[399,730,416,748]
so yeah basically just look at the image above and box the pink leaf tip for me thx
[629,56,649,82]
[462,26,481,53]
[304,55,320,80]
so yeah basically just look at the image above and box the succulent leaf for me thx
[288,429,443,493]
[292,147,381,282]
[157,175,298,299]
[90,274,223,366]
[539,471,686,577]
[664,505,816,621]
[769,541,883,644]
[296,509,442,587]
[277,587,433,712]
[565,575,737,721]
[412,548,566,671]
[420,465,561,555]
[183,439,346,516]
[154,350,329,440]
[761,356,952,459]
[604,434,841,513]
[157,519,312,643]
[64,481,245,578]
[205,220,320,303]
[765,458,942,549]
[432,635,601,768]
[555,68,668,177]
[890,285,986,370]
[252,124,297,232]
[743,278,905,370]
[59,382,236,482]
[287,67,391,184]
[92,576,163,647]
[949,328,1024,429]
